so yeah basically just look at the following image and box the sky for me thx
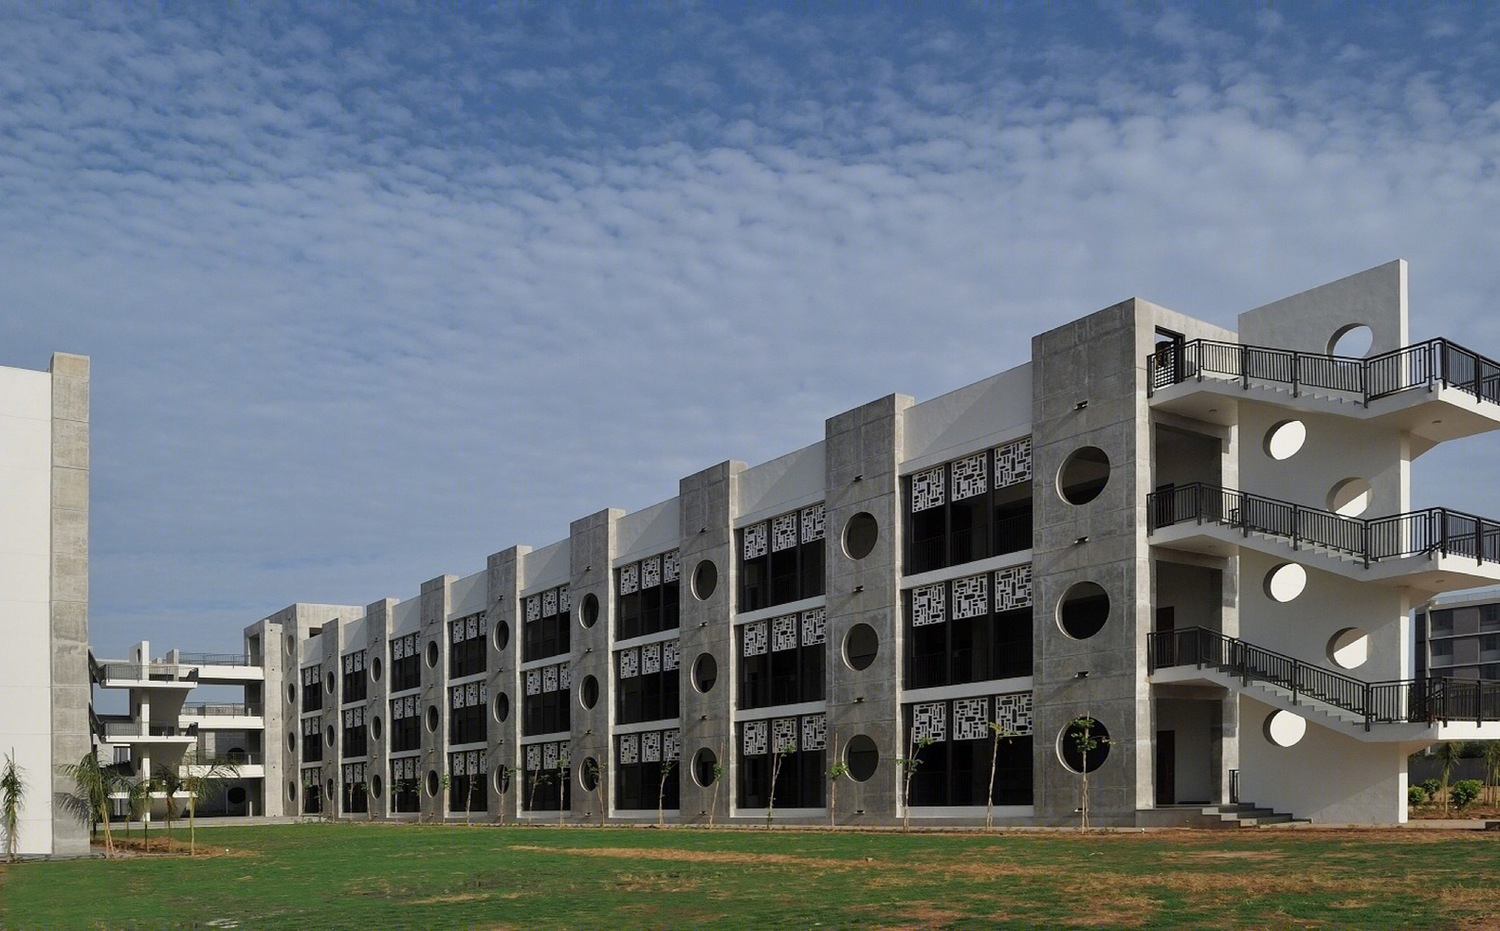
[4,1,1500,659]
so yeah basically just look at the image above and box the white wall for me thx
[735,441,824,523]
[519,539,569,593]
[0,365,54,856]
[902,365,1032,471]
[614,497,680,564]
[449,570,487,618]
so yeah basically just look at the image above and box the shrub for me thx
[1420,778,1442,797]
[1451,779,1483,809]
[1409,785,1429,806]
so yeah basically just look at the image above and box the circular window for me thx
[426,641,439,668]
[372,775,384,798]
[1327,478,1372,517]
[1058,582,1110,639]
[287,731,296,753]
[371,656,383,682]
[1328,627,1370,670]
[426,770,439,797]
[692,653,718,693]
[326,779,335,800]
[493,767,510,794]
[371,716,383,740]
[325,671,335,694]
[692,560,719,600]
[580,594,600,629]
[1264,563,1307,603]
[227,787,247,805]
[287,684,296,705]
[494,693,510,723]
[288,781,297,802]
[844,624,879,670]
[692,748,719,787]
[580,675,599,710]
[326,724,336,747]
[580,757,600,791]
[426,705,439,732]
[843,512,879,560]
[1058,718,1110,773]
[285,634,296,654]
[845,735,879,782]
[495,621,510,651]
[1328,323,1374,358]
[1264,710,1307,747]
[1264,420,1307,461]
[1058,446,1110,505]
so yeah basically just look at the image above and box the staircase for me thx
[1195,804,1308,829]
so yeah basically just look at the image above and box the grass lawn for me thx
[4,822,1500,929]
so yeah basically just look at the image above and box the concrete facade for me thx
[89,261,1500,828]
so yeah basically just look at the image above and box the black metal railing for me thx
[1147,482,1500,567]
[1149,626,1500,729]
[181,702,263,717]
[1148,337,1500,405]
[96,663,202,683]
[172,652,254,667]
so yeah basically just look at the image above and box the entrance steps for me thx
[1196,803,1309,829]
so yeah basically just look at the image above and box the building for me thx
[92,260,1500,828]
[1416,588,1500,682]
[0,353,90,857]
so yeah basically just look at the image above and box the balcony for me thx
[1147,337,1500,448]
[1147,482,1500,590]
[92,663,200,688]
[179,703,265,729]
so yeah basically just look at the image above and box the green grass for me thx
[4,823,1500,929]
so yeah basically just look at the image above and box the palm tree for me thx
[1436,741,1467,813]
[1484,741,1500,806]
[183,753,241,856]
[154,764,186,847]
[2,749,24,862]
[59,752,122,857]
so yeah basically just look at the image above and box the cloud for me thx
[1,2,1498,656]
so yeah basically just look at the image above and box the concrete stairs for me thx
[1196,803,1308,829]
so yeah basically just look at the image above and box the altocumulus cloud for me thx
[0,2,1497,654]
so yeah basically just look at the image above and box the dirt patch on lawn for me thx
[506,844,857,871]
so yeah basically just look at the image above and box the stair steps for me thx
[1198,803,1308,829]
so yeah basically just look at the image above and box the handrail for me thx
[181,702,263,717]
[1146,482,1500,567]
[95,663,201,683]
[1147,336,1500,406]
[1148,626,1500,729]
[173,652,254,667]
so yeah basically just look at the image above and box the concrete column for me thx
[419,576,455,821]
[568,509,621,824]
[49,352,90,856]
[486,547,527,823]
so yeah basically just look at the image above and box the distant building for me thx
[1,353,90,857]
[92,261,1500,828]
[1416,589,1500,682]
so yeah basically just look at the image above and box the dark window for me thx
[616,552,682,641]
[301,665,323,713]
[905,569,1032,689]
[523,586,571,663]
[341,650,367,703]
[614,729,681,810]
[615,641,680,726]
[342,706,368,758]
[449,613,488,678]
[301,717,323,763]
[737,715,825,810]
[739,610,826,710]
[521,742,571,812]
[522,662,571,736]
[391,634,421,692]
[342,763,368,813]
[739,506,826,613]
[906,441,1033,575]
[390,757,420,814]
[903,699,1034,806]
[302,768,322,814]
[448,750,489,814]
[450,683,488,744]
[390,696,421,753]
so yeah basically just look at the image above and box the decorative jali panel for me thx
[662,639,680,671]
[801,713,827,751]
[743,620,768,657]
[911,466,946,512]
[951,453,988,500]
[664,729,680,761]
[912,701,947,742]
[743,720,768,756]
[994,436,1032,488]
[620,733,639,765]
[663,550,680,582]
[911,583,946,627]
[801,503,826,542]
[558,586,570,612]
[542,589,557,617]
[619,563,639,595]
[642,555,661,588]
[772,513,798,552]
[557,664,569,690]
[801,608,826,645]
[525,745,542,772]
[525,669,541,696]
[542,742,559,770]
[642,730,661,763]
[953,697,990,741]
[743,522,768,560]
[952,574,989,619]
[772,717,798,753]
[542,665,558,693]
[994,564,1033,610]
[526,596,541,623]
[642,642,661,675]
[994,692,1033,735]
[619,648,639,679]
[772,615,798,652]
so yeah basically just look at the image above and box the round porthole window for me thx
[845,735,879,782]
[426,705,439,732]
[692,653,718,693]
[371,716,383,740]
[371,656,383,682]
[1058,718,1110,773]
[1327,478,1372,517]
[326,724,336,747]
[580,675,599,710]
[693,748,719,787]
[493,767,510,795]
[692,560,719,600]
[843,512,879,560]
[287,731,296,753]
[580,594,600,629]
[494,693,510,723]
[325,671,335,694]
[426,641,439,668]
[1264,563,1307,603]
[580,757,600,792]
[288,781,298,803]
[286,683,296,705]
[1328,323,1374,358]
[1264,710,1307,747]
[1264,420,1307,461]
[1058,582,1109,639]
[844,624,878,671]
[1058,447,1110,505]
[426,770,439,797]
[372,775,384,798]
[1327,627,1370,670]
[494,621,510,651]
